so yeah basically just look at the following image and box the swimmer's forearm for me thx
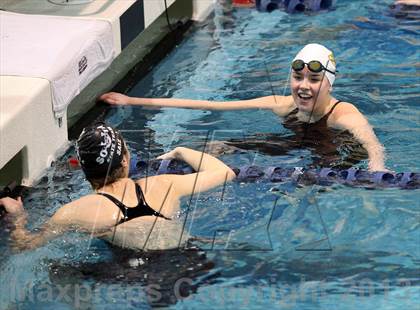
[0,198,39,251]
[365,143,386,171]
[8,213,40,251]
[128,97,222,109]
[174,147,235,177]
[128,96,283,111]
[358,130,386,171]
[8,213,61,252]
[163,147,236,197]
[102,92,286,110]
[351,125,386,171]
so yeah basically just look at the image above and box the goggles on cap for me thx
[291,59,336,75]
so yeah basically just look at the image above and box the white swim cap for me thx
[292,43,337,86]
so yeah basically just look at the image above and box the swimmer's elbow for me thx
[209,168,236,188]
[225,168,237,182]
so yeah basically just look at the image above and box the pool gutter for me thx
[0,0,215,186]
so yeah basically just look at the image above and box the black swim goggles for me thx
[291,59,336,75]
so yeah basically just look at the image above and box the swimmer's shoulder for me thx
[135,175,179,201]
[270,95,295,117]
[51,194,122,229]
[328,101,369,129]
[135,175,174,193]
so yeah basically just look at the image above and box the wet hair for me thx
[76,123,127,189]
[87,165,127,190]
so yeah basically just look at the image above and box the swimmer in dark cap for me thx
[0,123,236,251]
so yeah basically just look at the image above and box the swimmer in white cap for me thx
[100,43,387,171]
[0,123,235,251]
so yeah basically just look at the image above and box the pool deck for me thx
[0,0,214,186]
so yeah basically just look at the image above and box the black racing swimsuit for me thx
[98,183,170,225]
[226,101,368,169]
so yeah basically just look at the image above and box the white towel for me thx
[0,11,115,118]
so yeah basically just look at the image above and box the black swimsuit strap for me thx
[135,183,146,202]
[134,183,171,220]
[97,184,170,224]
[310,100,342,124]
[326,100,342,117]
[97,192,128,216]
[288,100,341,116]
[288,107,299,117]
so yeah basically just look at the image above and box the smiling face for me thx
[290,66,332,113]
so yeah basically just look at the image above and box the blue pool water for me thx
[1,0,419,309]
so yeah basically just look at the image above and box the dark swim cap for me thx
[75,123,125,179]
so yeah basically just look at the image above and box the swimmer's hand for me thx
[156,148,181,160]
[0,197,24,215]
[98,92,131,105]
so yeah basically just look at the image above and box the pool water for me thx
[1,0,419,309]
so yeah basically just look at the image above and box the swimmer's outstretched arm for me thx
[333,111,386,171]
[394,0,420,6]
[0,197,68,251]
[0,197,113,252]
[99,92,290,113]
[156,147,236,197]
